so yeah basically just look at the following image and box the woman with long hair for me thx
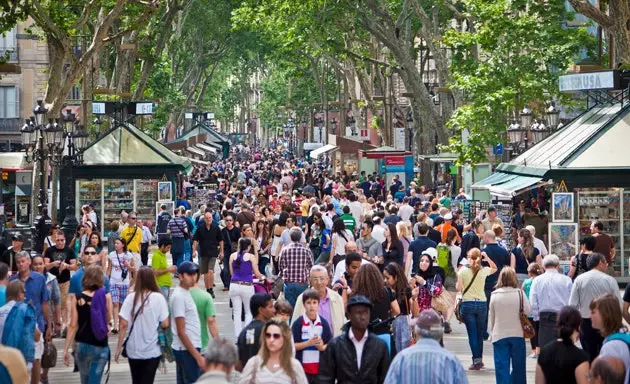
[489,267,530,384]
[329,218,353,268]
[270,212,288,273]
[107,237,135,334]
[239,318,308,384]
[88,232,107,269]
[396,222,413,276]
[456,248,497,370]
[381,223,404,271]
[536,306,589,384]
[590,293,629,383]
[43,224,60,253]
[114,267,170,384]
[511,228,541,286]
[229,237,264,337]
[384,263,419,353]
[254,219,271,276]
[310,212,327,263]
[63,266,112,384]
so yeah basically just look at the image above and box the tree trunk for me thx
[609,0,630,65]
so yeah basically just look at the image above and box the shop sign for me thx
[559,71,618,92]
[385,156,405,166]
[1,172,7,180]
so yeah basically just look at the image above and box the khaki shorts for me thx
[59,281,69,311]
[199,256,217,274]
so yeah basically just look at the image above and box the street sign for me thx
[493,143,503,155]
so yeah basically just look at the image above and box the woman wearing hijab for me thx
[412,250,445,313]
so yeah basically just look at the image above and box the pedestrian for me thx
[293,265,346,337]
[0,262,8,307]
[114,267,170,384]
[152,237,177,299]
[236,293,275,371]
[589,293,630,383]
[523,262,544,358]
[168,208,190,267]
[384,262,419,353]
[318,295,390,384]
[87,232,107,269]
[329,219,353,268]
[120,212,143,270]
[482,206,504,231]
[384,308,469,384]
[190,271,220,351]
[221,213,242,290]
[291,289,333,383]
[568,235,595,281]
[278,228,313,308]
[489,266,530,384]
[239,318,308,384]
[456,248,497,370]
[229,237,265,337]
[408,223,437,276]
[43,230,77,335]
[196,338,239,384]
[524,225,548,257]
[170,261,204,384]
[0,344,29,384]
[569,253,622,362]
[536,306,589,384]
[590,221,615,274]
[137,218,153,266]
[511,228,541,285]
[192,209,224,297]
[530,254,573,351]
[0,233,24,273]
[381,223,404,271]
[623,283,630,325]
[63,266,112,384]
[481,230,511,339]
[107,237,134,334]
[589,356,627,384]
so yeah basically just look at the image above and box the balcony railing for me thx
[0,118,22,132]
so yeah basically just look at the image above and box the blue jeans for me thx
[460,300,488,364]
[283,283,308,309]
[74,342,109,384]
[173,349,201,384]
[493,337,526,384]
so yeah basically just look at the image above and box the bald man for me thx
[590,355,626,384]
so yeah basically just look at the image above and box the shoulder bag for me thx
[115,252,129,281]
[454,269,479,323]
[519,290,536,339]
[122,293,151,358]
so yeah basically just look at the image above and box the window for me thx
[0,86,19,119]
[0,27,17,61]
[67,84,81,101]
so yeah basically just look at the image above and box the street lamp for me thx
[330,118,337,135]
[406,111,414,151]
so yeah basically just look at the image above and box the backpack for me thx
[436,244,455,276]
[90,288,109,341]
[603,332,630,355]
[1,302,36,362]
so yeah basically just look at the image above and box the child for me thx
[522,262,543,358]
[291,289,333,384]
[274,299,293,324]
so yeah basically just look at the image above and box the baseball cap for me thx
[11,233,23,242]
[346,295,373,311]
[177,261,199,275]
[422,247,438,261]
[444,213,453,220]
[415,309,443,331]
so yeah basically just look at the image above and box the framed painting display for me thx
[552,192,574,222]
[158,181,172,202]
[549,223,579,262]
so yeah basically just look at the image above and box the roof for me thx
[82,122,192,173]
[169,121,230,144]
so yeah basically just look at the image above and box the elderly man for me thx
[279,228,314,308]
[385,309,468,384]
[525,225,548,256]
[530,254,573,349]
[196,338,239,384]
[293,265,346,336]
[589,356,627,384]
[569,253,623,362]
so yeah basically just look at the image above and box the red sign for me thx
[385,156,405,166]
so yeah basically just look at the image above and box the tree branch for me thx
[567,0,613,28]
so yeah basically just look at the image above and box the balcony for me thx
[0,118,22,132]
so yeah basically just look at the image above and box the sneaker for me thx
[444,322,452,334]
[468,363,483,371]
[529,353,539,359]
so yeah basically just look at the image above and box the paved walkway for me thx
[47,278,537,383]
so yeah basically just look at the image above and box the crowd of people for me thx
[0,147,628,384]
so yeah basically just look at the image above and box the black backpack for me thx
[157,211,172,233]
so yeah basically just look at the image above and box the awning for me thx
[310,144,338,159]
[473,172,547,198]
[195,143,217,155]
[186,146,205,157]
[188,158,211,165]
[304,142,323,151]
[418,152,458,163]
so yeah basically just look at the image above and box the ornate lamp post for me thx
[406,110,414,151]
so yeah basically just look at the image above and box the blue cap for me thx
[177,261,199,275]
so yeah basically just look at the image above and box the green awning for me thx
[473,172,547,198]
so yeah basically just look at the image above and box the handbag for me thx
[41,341,57,368]
[122,293,150,358]
[454,269,479,323]
[116,252,129,281]
[519,291,536,339]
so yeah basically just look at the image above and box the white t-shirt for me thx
[0,301,17,341]
[398,204,415,223]
[119,292,169,359]
[333,258,370,283]
[348,201,363,224]
[170,287,201,350]
[332,230,354,256]
[108,251,132,285]
[372,226,386,243]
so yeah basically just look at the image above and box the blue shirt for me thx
[69,267,111,295]
[481,243,511,291]
[385,338,469,384]
[9,272,49,331]
[409,237,437,275]
[0,286,5,307]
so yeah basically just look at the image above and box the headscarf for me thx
[417,253,436,280]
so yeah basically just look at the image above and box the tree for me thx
[442,0,592,164]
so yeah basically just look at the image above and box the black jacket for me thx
[318,324,390,384]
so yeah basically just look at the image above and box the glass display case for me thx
[135,180,158,232]
[577,190,622,275]
[103,180,134,232]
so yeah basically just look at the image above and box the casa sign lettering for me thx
[559,71,617,92]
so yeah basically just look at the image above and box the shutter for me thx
[5,87,16,119]
[14,86,19,119]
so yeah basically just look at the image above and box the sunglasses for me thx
[265,332,282,340]
[129,217,137,220]
[84,251,97,255]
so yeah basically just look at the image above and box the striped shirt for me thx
[167,216,188,238]
[384,338,469,384]
[296,314,324,374]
